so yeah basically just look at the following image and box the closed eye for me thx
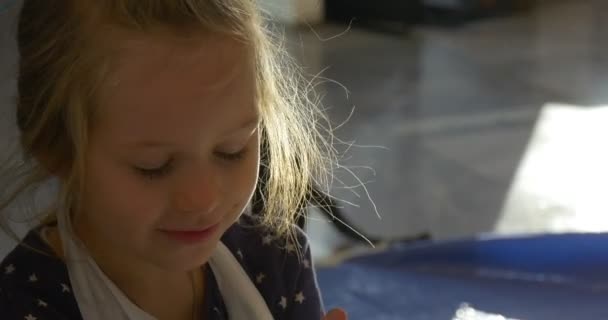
[215,148,248,161]
[134,160,174,179]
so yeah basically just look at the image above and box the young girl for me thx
[0,1,347,319]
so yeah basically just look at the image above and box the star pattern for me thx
[60,283,70,293]
[262,235,273,246]
[256,273,266,284]
[1,216,322,319]
[37,299,48,308]
[294,291,306,304]
[302,259,311,269]
[285,243,296,254]
[279,296,288,309]
[5,264,15,275]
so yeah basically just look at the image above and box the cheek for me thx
[82,153,164,227]
[227,147,260,209]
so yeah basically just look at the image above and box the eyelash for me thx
[216,148,248,162]
[135,161,174,179]
[135,149,249,179]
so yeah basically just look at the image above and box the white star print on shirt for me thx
[1,214,329,320]
[262,235,273,246]
[302,259,311,269]
[256,273,266,284]
[37,299,48,308]
[285,243,296,254]
[4,264,15,275]
[61,283,71,293]
[294,291,306,304]
[279,296,287,309]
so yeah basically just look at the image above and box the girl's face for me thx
[75,31,260,272]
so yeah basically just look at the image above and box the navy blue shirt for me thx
[0,215,324,319]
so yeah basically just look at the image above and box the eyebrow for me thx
[125,116,261,149]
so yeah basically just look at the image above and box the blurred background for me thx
[252,0,608,264]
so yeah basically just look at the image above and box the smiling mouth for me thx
[159,223,220,244]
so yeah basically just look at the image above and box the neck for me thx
[45,225,205,320]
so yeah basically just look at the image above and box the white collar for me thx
[56,211,273,320]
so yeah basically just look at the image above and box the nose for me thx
[171,169,221,215]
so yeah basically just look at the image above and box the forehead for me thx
[105,30,250,88]
[94,31,257,140]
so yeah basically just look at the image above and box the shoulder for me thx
[220,214,323,319]
[0,230,81,320]
[221,214,312,275]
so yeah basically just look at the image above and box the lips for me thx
[159,223,220,244]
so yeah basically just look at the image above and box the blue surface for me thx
[317,233,608,319]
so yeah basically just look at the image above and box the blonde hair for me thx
[1,0,334,242]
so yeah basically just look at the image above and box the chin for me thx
[155,242,218,272]
[147,219,233,272]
